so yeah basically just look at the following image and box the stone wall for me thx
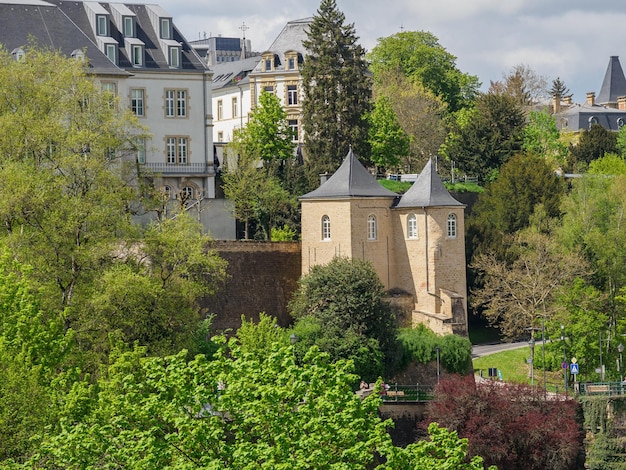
[202,241,301,332]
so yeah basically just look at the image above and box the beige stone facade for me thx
[300,151,468,336]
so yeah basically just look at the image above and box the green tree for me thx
[443,92,526,180]
[467,152,565,259]
[0,45,146,312]
[234,90,295,170]
[367,95,410,173]
[368,31,480,113]
[76,213,227,364]
[289,257,400,380]
[523,110,567,167]
[301,0,372,182]
[550,77,571,99]
[374,72,448,172]
[567,123,618,172]
[471,230,587,341]
[557,155,626,331]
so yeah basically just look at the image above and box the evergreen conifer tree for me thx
[301,0,372,185]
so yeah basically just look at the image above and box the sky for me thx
[153,0,626,102]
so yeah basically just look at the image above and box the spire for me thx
[239,21,249,60]
[300,149,397,199]
[596,56,626,106]
[395,158,463,208]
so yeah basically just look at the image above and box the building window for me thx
[105,44,117,64]
[101,82,116,94]
[263,85,274,93]
[133,137,146,164]
[71,49,85,61]
[165,89,187,118]
[264,58,272,71]
[287,84,298,105]
[181,186,194,201]
[367,215,377,241]
[322,215,331,241]
[96,15,108,36]
[407,214,418,239]
[288,119,298,142]
[166,136,188,164]
[163,185,172,199]
[217,100,223,120]
[160,18,171,39]
[132,45,143,67]
[588,116,598,128]
[618,118,625,128]
[123,16,135,37]
[232,96,238,118]
[217,131,223,142]
[130,89,144,116]
[169,46,180,68]
[447,213,457,238]
[288,57,295,69]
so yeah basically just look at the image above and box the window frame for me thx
[132,44,144,67]
[367,214,377,241]
[134,137,146,164]
[123,16,135,37]
[447,213,457,238]
[287,84,298,106]
[217,99,223,120]
[130,88,145,117]
[105,44,117,64]
[96,15,108,36]
[288,119,298,142]
[160,18,171,39]
[232,96,238,118]
[169,46,180,68]
[407,213,418,239]
[166,136,188,164]
[321,215,331,241]
[164,89,187,118]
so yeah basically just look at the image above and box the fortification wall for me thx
[202,241,302,332]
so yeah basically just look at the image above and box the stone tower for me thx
[300,151,467,335]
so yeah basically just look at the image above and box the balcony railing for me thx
[141,162,215,175]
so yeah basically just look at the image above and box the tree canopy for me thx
[301,0,372,183]
[368,30,480,113]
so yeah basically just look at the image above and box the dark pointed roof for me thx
[395,159,463,208]
[299,149,398,200]
[596,56,626,105]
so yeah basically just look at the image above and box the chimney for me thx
[552,94,561,114]
[619,96,626,110]
[586,92,596,106]
[564,95,573,106]
[319,172,330,185]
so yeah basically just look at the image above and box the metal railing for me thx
[380,384,435,402]
[142,162,215,175]
[578,382,626,396]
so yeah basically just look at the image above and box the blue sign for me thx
[570,363,579,374]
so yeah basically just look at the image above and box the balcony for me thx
[142,162,215,176]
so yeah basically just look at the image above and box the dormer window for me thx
[264,58,272,71]
[105,44,117,64]
[288,57,295,69]
[169,46,180,68]
[96,15,108,36]
[11,48,25,61]
[123,16,135,37]
[160,18,172,39]
[132,45,144,67]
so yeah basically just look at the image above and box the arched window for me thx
[588,116,598,129]
[163,185,172,199]
[618,118,625,129]
[367,214,377,240]
[321,215,331,241]
[447,213,457,238]
[407,213,418,239]
[181,186,194,201]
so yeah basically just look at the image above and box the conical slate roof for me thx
[596,56,626,105]
[300,149,398,199]
[395,159,463,208]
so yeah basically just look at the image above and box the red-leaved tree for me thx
[427,375,583,470]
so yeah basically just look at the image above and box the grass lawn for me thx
[473,346,566,391]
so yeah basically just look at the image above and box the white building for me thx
[0,0,236,239]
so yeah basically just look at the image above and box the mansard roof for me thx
[395,158,464,208]
[252,17,311,73]
[596,56,626,106]
[0,0,206,74]
[299,149,398,200]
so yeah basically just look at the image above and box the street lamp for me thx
[528,338,536,386]
[435,347,441,384]
[619,343,624,377]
